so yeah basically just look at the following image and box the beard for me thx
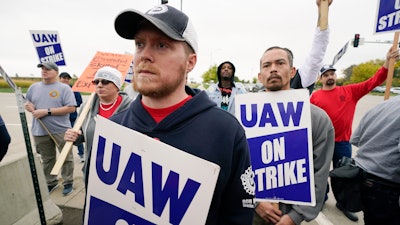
[265,75,287,91]
[133,66,186,98]
[325,79,335,86]
[221,76,231,81]
[267,84,284,91]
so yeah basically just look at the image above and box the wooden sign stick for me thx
[51,92,96,175]
[384,31,400,100]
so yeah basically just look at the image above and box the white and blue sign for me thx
[235,89,315,206]
[85,117,220,225]
[124,59,134,83]
[375,0,400,33]
[332,42,349,66]
[29,30,66,66]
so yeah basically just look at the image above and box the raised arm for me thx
[296,1,332,89]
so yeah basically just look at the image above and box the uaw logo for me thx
[241,166,255,196]
[49,90,60,98]
[147,5,168,15]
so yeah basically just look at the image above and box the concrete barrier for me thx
[0,154,62,225]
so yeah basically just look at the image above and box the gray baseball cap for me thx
[37,62,59,71]
[114,5,198,54]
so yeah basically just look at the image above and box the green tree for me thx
[348,59,382,84]
[342,59,400,87]
[341,65,355,83]
[393,61,400,86]
[201,64,217,83]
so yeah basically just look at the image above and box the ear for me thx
[289,66,297,79]
[257,72,262,83]
[186,54,197,73]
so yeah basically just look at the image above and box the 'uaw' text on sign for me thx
[29,30,66,66]
[85,117,220,225]
[235,89,315,206]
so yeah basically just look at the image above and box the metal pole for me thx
[15,88,47,225]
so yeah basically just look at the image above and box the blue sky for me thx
[0,0,395,82]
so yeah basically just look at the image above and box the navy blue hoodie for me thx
[111,86,254,225]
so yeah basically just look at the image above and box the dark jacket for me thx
[111,86,254,225]
[70,91,83,120]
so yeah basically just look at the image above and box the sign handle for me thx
[384,31,400,100]
[51,92,96,175]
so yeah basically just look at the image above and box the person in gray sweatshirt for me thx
[350,95,400,225]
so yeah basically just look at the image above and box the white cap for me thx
[94,66,122,90]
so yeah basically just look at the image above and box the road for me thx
[0,92,388,225]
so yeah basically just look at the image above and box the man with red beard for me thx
[111,4,254,225]
[310,46,400,222]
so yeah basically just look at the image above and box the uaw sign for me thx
[235,89,315,206]
[332,42,349,66]
[85,117,220,225]
[29,30,66,65]
[375,0,400,33]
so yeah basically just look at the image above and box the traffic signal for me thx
[161,0,168,4]
[353,34,360,48]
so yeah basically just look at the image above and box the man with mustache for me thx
[310,46,400,222]
[253,46,334,225]
[112,4,254,225]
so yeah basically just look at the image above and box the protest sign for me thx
[332,42,349,66]
[29,30,66,65]
[50,51,133,175]
[375,0,400,34]
[235,89,315,206]
[72,51,133,93]
[373,0,400,99]
[84,116,220,225]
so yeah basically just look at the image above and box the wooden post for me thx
[51,92,96,175]
[384,32,400,100]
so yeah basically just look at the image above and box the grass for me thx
[0,88,28,93]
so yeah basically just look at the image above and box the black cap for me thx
[114,5,198,53]
[59,72,72,79]
[320,65,336,75]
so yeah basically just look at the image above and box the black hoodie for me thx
[217,61,236,87]
[111,86,254,225]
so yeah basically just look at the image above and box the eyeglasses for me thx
[92,79,112,85]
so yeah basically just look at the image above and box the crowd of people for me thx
[2,0,400,224]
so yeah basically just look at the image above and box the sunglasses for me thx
[92,79,112,85]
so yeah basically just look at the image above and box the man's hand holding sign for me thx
[237,46,334,225]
